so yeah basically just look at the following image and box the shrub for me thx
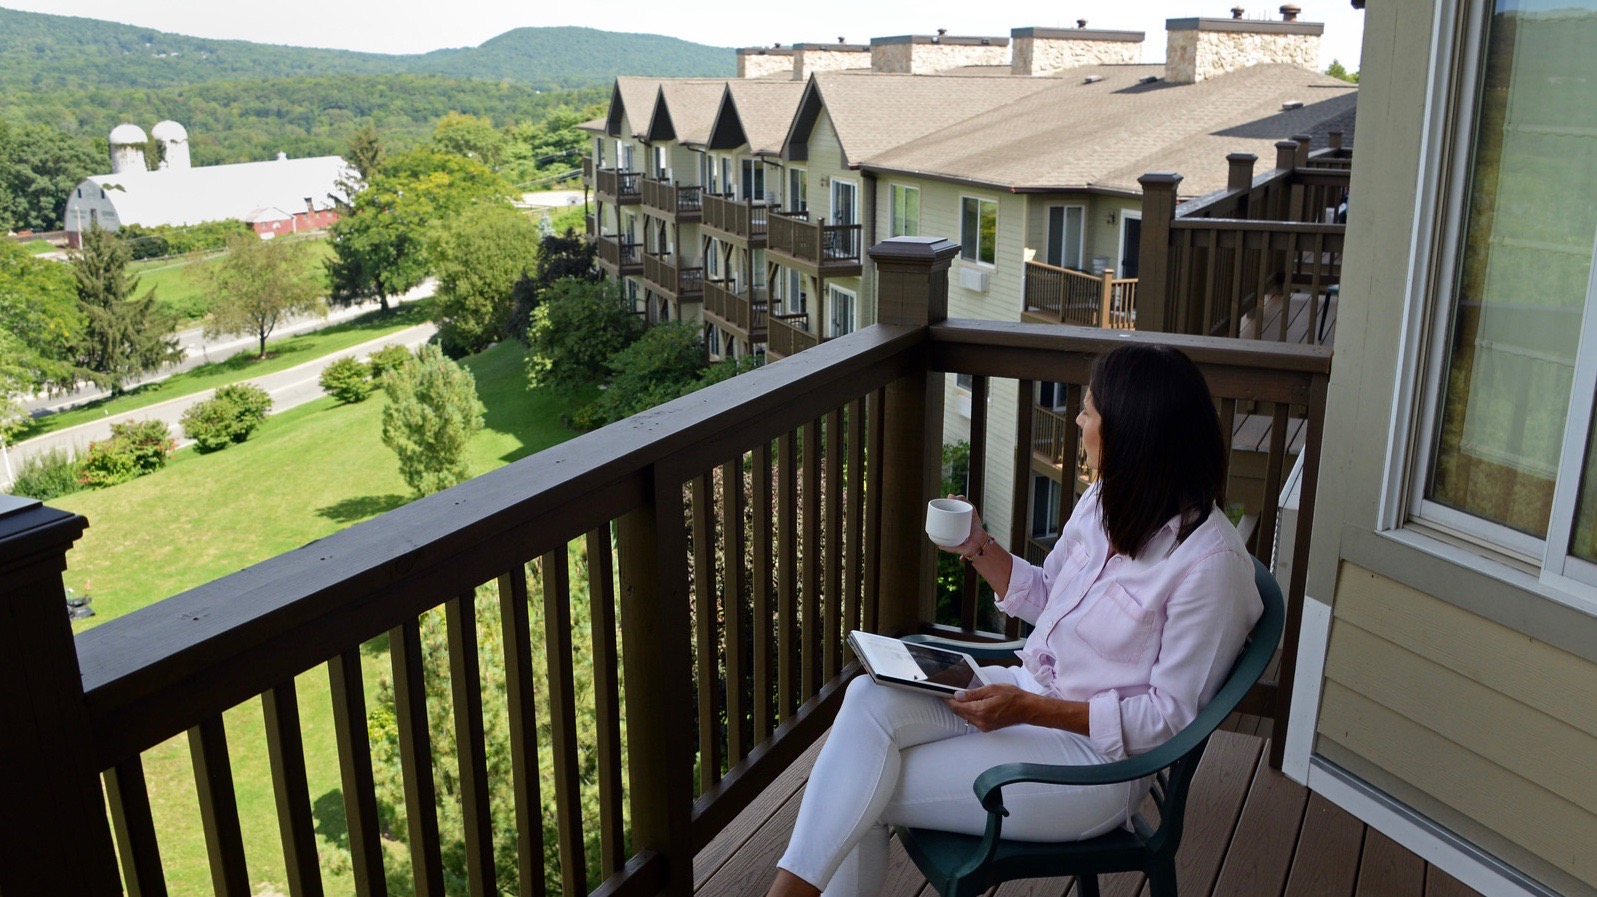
[366,344,412,380]
[78,420,173,488]
[181,383,273,451]
[319,356,373,403]
[576,322,707,428]
[6,448,83,500]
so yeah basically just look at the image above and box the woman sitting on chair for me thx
[766,343,1263,897]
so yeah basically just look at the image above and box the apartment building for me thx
[584,11,1354,548]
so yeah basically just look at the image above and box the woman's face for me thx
[1078,389,1102,470]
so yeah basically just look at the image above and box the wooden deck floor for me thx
[695,718,1482,897]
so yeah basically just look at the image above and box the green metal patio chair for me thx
[898,557,1284,897]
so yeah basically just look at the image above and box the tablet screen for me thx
[905,642,981,689]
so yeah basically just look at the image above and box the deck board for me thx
[694,726,1483,897]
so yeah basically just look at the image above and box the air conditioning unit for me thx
[958,266,990,293]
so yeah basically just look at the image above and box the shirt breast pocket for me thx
[1074,583,1158,664]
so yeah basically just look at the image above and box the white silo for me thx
[109,123,149,174]
[150,120,190,170]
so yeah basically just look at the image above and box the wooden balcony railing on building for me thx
[585,214,597,237]
[643,252,705,300]
[582,156,594,187]
[703,280,769,342]
[767,211,862,276]
[0,236,1330,897]
[641,178,703,221]
[701,193,770,246]
[1022,261,1138,329]
[766,312,818,359]
[596,234,642,275]
[1138,133,1350,341]
[595,168,641,204]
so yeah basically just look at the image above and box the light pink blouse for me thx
[996,483,1262,761]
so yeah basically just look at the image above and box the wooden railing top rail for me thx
[76,325,926,767]
[1169,219,1345,234]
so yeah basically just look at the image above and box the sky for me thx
[3,1,1367,70]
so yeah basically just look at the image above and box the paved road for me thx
[4,322,437,476]
[22,279,436,417]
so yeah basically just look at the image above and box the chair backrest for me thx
[1141,556,1284,854]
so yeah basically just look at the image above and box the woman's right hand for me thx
[937,494,987,556]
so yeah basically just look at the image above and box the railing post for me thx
[1272,140,1300,221]
[868,236,958,635]
[1227,152,1258,218]
[1136,172,1182,334]
[616,474,696,896]
[0,496,121,895]
[1098,267,1115,328]
[1292,133,1313,168]
[1328,130,1344,153]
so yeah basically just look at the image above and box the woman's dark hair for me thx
[1089,344,1226,558]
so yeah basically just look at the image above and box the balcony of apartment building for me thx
[767,210,863,278]
[765,310,820,360]
[701,192,771,248]
[582,156,594,189]
[595,167,642,205]
[641,178,704,223]
[642,250,705,302]
[703,279,769,345]
[6,235,1480,897]
[596,232,643,277]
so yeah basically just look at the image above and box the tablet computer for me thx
[847,630,990,696]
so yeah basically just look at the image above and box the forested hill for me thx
[0,7,734,91]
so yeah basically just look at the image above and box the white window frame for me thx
[1395,0,1597,609]
[741,158,765,202]
[960,195,998,268]
[1117,210,1142,279]
[890,184,920,237]
[653,145,669,180]
[1045,203,1086,270]
[788,167,807,213]
[827,284,856,338]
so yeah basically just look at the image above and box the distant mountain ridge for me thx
[0,7,735,91]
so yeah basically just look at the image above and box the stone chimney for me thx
[737,45,796,79]
[870,34,1010,74]
[1163,11,1322,84]
[793,42,872,80]
[1010,26,1145,76]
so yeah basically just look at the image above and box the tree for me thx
[1325,59,1359,83]
[380,343,484,496]
[524,278,643,393]
[0,240,87,394]
[508,227,599,342]
[345,123,384,181]
[206,232,326,358]
[73,226,182,394]
[432,112,507,170]
[0,120,102,233]
[432,205,540,356]
[580,321,706,426]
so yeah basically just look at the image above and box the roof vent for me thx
[1077,18,1088,27]
[1281,99,1304,110]
[934,28,947,43]
[1232,6,1246,18]
[838,36,846,44]
[980,38,991,45]
[1083,75,1104,84]
[1139,74,1161,84]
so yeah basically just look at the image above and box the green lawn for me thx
[54,340,588,895]
[22,239,56,255]
[133,236,334,323]
[17,299,434,443]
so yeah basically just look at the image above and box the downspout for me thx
[863,170,878,326]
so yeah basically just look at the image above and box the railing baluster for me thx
[1063,384,1083,523]
[720,459,749,763]
[1280,231,1298,341]
[391,618,445,897]
[1228,230,1246,338]
[777,432,799,716]
[824,408,844,679]
[106,758,168,897]
[864,388,885,633]
[962,375,990,633]
[262,680,324,897]
[846,399,866,638]
[1219,397,1239,509]
[446,593,498,897]
[541,548,587,896]
[327,649,386,897]
[1008,381,1035,641]
[801,418,822,696]
[495,566,548,896]
[691,475,722,790]
[581,533,625,881]
[1256,403,1291,562]
[1202,228,1219,335]
[189,715,250,897]
[751,439,775,740]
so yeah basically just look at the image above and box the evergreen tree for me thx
[380,344,484,496]
[346,123,385,181]
[73,226,181,394]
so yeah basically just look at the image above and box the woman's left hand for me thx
[944,684,1036,732]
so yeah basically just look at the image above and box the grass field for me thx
[22,239,56,255]
[54,340,589,895]
[17,299,434,443]
[133,235,334,323]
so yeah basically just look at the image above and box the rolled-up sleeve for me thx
[994,553,1049,625]
[1085,550,1260,760]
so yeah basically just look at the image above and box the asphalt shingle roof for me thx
[653,80,735,146]
[722,80,807,153]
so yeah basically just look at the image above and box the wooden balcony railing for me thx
[596,234,642,275]
[585,213,597,237]
[766,312,818,359]
[641,179,703,220]
[701,193,770,245]
[595,169,641,204]
[1138,133,1349,340]
[767,212,862,275]
[1022,262,1138,329]
[0,237,1330,896]
[582,156,594,186]
[704,280,769,342]
[643,252,705,299]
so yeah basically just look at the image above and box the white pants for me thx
[778,669,1136,896]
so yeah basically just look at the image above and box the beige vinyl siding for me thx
[1319,562,1597,890]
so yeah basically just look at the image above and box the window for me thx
[1037,381,1068,411]
[955,373,974,391]
[1031,476,1063,539]
[960,197,997,266]
[706,239,721,279]
[789,168,807,212]
[827,285,856,338]
[1416,0,1597,589]
[1046,205,1085,269]
[720,158,733,197]
[891,185,920,237]
[595,137,606,166]
[653,145,668,179]
[741,159,765,201]
[700,153,714,193]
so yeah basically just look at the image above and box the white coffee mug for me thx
[925,498,974,548]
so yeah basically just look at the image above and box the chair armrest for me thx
[902,633,1024,664]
